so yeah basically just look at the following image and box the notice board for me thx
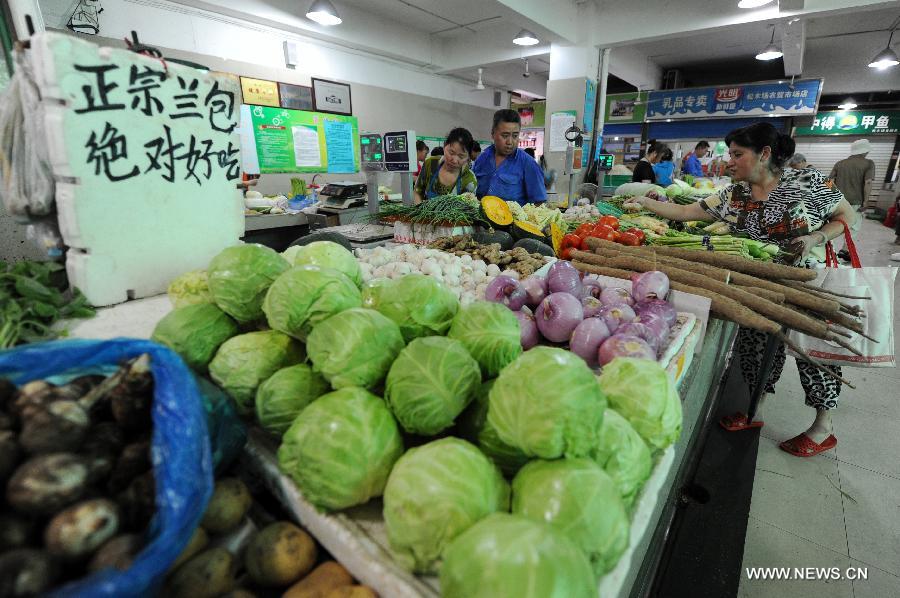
[241,104,360,174]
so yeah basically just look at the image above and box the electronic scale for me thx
[320,182,368,209]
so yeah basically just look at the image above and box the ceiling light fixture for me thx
[838,98,858,110]
[868,30,899,69]
[738,0,775,8]
[756,26,783,61]
[306,0,342,26]
[513,29,539,46]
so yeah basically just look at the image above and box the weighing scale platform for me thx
[314,223,395,249]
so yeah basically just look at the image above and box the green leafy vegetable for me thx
[207,244,289,323]
[306,308,405,390]
[208,330,304,412]
[385,337,480,435]
[263,265,362,341]
[448,301,521,378]
[286,241,363,287]
[456,380,529,476]
[592,408,652,508]
[512,458,629,575]
[440,513,596,598]
[255,364,330,435]
[383,438,509,572]
[0,260,94,349]
[361,277,391,309]
[487,346,606,459]
[278,387,404,510]
[597,357,682,450]
[167,269,213,308]
[151,303,239,371]
[374,275,459,342]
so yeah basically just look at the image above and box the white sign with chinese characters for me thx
[31,32,243,306]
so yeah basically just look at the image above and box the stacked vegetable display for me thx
[153,240,685,597]
[558,215,649,260]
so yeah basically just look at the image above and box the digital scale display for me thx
[385,135,407,153]
[597,153,615,170]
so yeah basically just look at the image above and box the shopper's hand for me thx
[623,196,647,212]
[789,234,818,262]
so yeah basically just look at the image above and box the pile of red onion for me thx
[484,264,677,368]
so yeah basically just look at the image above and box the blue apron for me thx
[425,161,462,200]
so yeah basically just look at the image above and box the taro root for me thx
[19,400,90,455]
[65,375,106,396]
[45,498,120,560]
[0,514,36,549]
[0,549,59,597]
[0,411,13,431]
[109,355,154,432]
[12,381,56,419]
[6,453,89,516]
[89,534,143,572]
[0,430,21,483]
[108,440,152,493]
[117,470,156,532]
[85,453,115,485]
[0,378,16,409]
[81,422,126,459]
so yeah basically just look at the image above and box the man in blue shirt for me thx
[472,109,547,205]
[682,140,709,177]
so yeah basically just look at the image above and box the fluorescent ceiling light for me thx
[868,31,899,69]
[738,0,775,7]
[756,27,782,61]
[838,98,857,110]
[307,0,342,26]
[513,29,539,46]
[513,89,544,99]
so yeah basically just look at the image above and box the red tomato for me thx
[591,225,618,242]
[618,231,641,246]
[574,223,594,238]
[598,215,620,230]
[625,228,646,244]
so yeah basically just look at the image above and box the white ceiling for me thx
[336,0,507,36]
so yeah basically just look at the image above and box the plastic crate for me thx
[604,174,632,188]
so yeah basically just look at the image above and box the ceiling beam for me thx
[492,0,581,44]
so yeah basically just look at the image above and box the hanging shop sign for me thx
[794,110,900,136]
[646,79,822,120]
[604,92,648,124]
[240,76,280,107]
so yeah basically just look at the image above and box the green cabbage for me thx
[457,380,529,476]
[306,308,405,390]
[278,387,403,510]
[207,244,289,323]
[167,269,213,308]
[597,358,682,450]
[440,513,596,598]
[360,278,391,309]
[592,408,652,508]
[263,265,362,341]
[511,458,630,575]
[208,330,304,413]
[448,301,521,378]
[487,347,606,459]
[151,303,239,371]
[287,241,363,287]
[385,337,481,435]
[255,364,330,435]
[383,437,509,572]
[375,275,459,342]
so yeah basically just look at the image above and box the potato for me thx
[19,400,90,455]
[170,526,209,571]
[6,453,89,515]
[89,534,143,572]
[201,478,252,534]
[325,586,377,598]
[45,498,120,559]
[0,514,36,549]
[166,548,236,598]
[283,561,353,598]
[244,522,316,587]
[0,549,59,597]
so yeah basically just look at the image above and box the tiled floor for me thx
[739,217,900,598]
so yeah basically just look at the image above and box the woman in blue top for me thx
[652,147,675,186]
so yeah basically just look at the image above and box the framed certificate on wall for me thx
[311,77,352,115]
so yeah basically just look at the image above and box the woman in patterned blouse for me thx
[629,122,857,458]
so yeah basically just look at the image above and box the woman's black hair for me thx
[444,127,475,154]
[725,122,795,170]
[430,146,444,156]
[660,147,673,161]
[647,141,669,157]
[415,140,427,152]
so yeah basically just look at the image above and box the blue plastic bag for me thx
[0,338,214,598]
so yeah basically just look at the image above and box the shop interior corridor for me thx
[739,217,900,598]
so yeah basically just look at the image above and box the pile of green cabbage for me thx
[255,364,330,435]
[383,438,508,572]
[283,240,363,287]
[374,274,459,342]
[167,269,213,308]
[151,303,238,371]
[207,244,289,323]
[592,408,652,508]
[449,302,521,378]
[457,380,529,476]
[598,357,682,450]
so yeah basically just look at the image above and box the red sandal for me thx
[719,412,764,432]
[779,433,837,458]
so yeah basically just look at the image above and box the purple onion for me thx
[547,261,583,297]
[581,278,603,300]
[631,271,670,301]
[535,292,584,343]
[638,312,671,340]
[521,276,548,307]
[617,322,663,354]
[634,298,677,328]
[600,286,635,307]
[485,276,527,311]
[598,334,656,366]
[569,318,612,367]
[597,303,637,334]
[582,296,604,318]
[514,308,540,350]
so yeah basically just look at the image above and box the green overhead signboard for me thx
[794,110,900,136]
[604,92,648,124]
